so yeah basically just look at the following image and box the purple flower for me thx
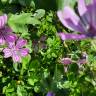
[46,91,55,96]
[77,52,88,65]
[60,58,72,72]
[0,26,16,45]
[0,14,16,45]
[0,14,8,28]
[3,38,29,63]
[60,58,72,65]
[57,0,96,40]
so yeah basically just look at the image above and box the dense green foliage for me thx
[0,0,96,96]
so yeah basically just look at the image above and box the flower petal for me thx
[0,37,5,45]
[93,0,96,2]
[90,0,96,28]
[57,7,84,32]
[78,0,91,26]
[7,42,15,49]
[4,26,13,33]
[12,54,21,63]
[6,34,17,43]
[0,14,7,29]
[78,0,87,16]
[46,91,55,96]
[61,58,72,65]
[58,32,87,40]
[20,48,29,57]
[3,48,12,58]
[81,0,96,29]
[16,38,27,48]
[77,59,87,64]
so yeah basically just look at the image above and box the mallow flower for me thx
[60,57,72,65]
[3,38,29,63]
[57,0,96,40]
[0,14,16,45]
[46,91,55,96]
[60,57,72,72]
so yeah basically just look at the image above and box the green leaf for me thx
[3,81,16,95]
[29,17,41,25]
[8,13,31,24]
[54,64,64,81]
[62,81,72,88]
[17,85,27,96]
[8,13,41,33]
[29,59,40,71]
[1,0,8,4]
[28,78,38,86]
[33,9,45,19]
[34,86,40,93]
[13,63,19,71]
[9,23,28,33]
[22,55,31,70]
[8,13,40,25]
[20,55,31,75]
[47,38,53,46]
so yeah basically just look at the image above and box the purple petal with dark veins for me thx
[91,0,96,29]
[78,0,87,16]
[0,14,7,29]
[78,0,90,27]
[16,38,27,48]
[0,37,5,45]
[58,32,87,40]
[4,26,13,33]
[20,48,29,57]
[6,34,17,43]
[57,7,85,32]
[3,48,12,58]
[12,54,21,63]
